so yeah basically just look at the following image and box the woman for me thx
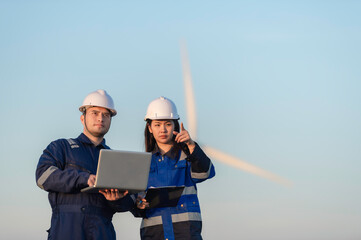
[134,96,215,240]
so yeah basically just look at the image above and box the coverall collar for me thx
[153,144,178,159]
[78,133,107,148]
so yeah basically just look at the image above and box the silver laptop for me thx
[81,149,152,194]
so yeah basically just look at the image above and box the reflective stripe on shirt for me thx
[37,166,58,189]
[66,138,79,148]
[179,151,187,161]
[141,215,163,228]
[140,212,202,229]
[182,186,197,195]
[172,212,202,223]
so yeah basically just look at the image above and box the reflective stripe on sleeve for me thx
[191,162,213,179]
[37,166,58,189]
[141,215,163,228]
[171,212,202,223]
[130,194,136,203]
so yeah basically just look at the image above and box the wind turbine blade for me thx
[180,40,198,141]
[202,146,292,187]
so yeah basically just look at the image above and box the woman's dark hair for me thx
[144,119,180,154]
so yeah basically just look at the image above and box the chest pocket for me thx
[170,159,188,186]
[63,139,94,174]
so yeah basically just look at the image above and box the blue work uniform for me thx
[36,133,135,240]
[135,143,215,240]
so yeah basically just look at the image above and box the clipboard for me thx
[145,186,185,208]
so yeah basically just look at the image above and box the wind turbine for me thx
[180,41,292,187]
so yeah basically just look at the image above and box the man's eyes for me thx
[91,111,110,118]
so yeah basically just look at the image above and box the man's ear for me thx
[80,114,85,126]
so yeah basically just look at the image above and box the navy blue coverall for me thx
[36,133,135,240]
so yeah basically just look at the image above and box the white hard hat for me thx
[144,96,179,121]
[79,89,117,116]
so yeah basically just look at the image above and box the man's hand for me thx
[99,189,128,201]
[87,174,96,187]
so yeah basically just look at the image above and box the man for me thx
[36,89,135,240]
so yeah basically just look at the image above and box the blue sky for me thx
[1,1,361,239]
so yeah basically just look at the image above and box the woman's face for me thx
[148,120,175,145]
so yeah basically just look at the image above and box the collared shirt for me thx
[152,144,179,160]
